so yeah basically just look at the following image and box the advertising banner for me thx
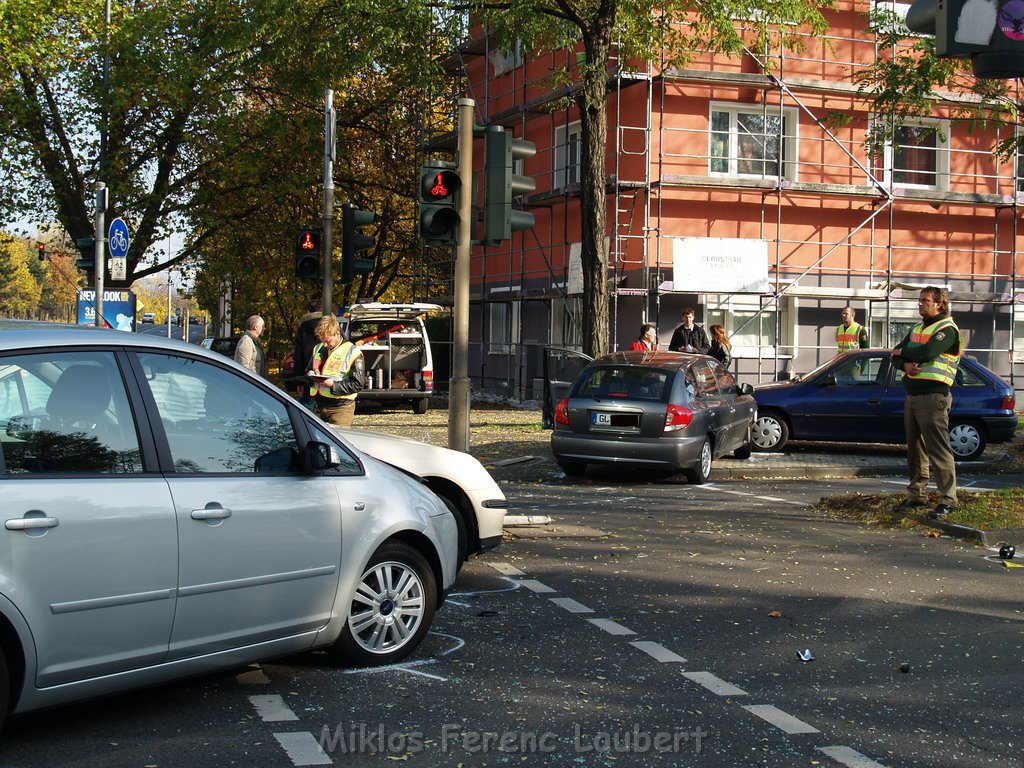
[76,289,137,331]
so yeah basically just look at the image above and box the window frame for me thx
[708,102,799,181]
[487,298,521,355]
[877,117,951,191]
[554,121,582,188]
[704,293,795,357]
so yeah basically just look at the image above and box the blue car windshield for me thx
[574,366,671,402]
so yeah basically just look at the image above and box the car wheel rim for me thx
[348,560,425,655]
[949,424,980,456]
[700,441,712,476]
[753,418,781,448]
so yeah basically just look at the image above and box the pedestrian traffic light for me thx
[418,161,461,246]
[37,242,45,261]
[74,237,96,274]
[905,0,1024,77]
[295,227,322,282]
[341,204,376,283]
[482,126,536,246]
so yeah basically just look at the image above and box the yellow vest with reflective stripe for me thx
[835,322,863,352]
[903,317,963,387]
[310,341,360,401]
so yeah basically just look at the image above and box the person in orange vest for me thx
[890,287,963,520]
[835,306,868,352]
[307,314,365,427]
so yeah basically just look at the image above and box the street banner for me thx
[77,289,137,331]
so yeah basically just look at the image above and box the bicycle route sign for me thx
[108,217,129,280]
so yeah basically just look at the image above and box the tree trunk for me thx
[577,29,612,358]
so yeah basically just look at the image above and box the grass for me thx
[814,488,1024,531]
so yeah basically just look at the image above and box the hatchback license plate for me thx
[592,411,639,428]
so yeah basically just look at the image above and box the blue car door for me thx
[789,354,890,441]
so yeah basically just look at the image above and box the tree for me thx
[0,235,42,317]
[461,0,833,356]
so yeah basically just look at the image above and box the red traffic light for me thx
[297,230,320,251]
[421,169,461,201]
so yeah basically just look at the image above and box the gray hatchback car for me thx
[0,322,458,730]
[550,351,756,483]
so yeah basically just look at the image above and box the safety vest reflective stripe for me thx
[311,341,360,400]
[904,317,963,386]
[836,323,862,351]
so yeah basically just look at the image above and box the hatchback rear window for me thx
[573,366,671,402]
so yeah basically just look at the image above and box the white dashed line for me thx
[628,641,686,663]
[549,597,594,614]
[249,694,299,722]
[755,496,786,502]
[235,666,270,685]
[706,486,807,506]
[817,745,890,767]
[273,732,333,766]
[519,579,557,593]
[487,562,525,576]
[587,618,636,635]
[681,671,748,696]
[742,704,819,734]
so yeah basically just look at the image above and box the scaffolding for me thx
[435,3,1024,397]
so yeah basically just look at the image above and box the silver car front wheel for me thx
[332,541,437,666]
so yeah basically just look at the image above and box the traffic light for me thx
[905,0,1024,77]
[74,237,96,275]
[37,242,45,261]
[341,204,376,283]
[295,227,322,282]
[418,161,461,246]
[482,126,536,246]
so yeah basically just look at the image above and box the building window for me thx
[491,41,523,77]
[1016,137,1024,195]
[550,295,582,348]
[488,300,520,354]
[880,119,950,190]
[709,104,798,180]
[870,0,912,34]
[705,294,794,355]
[554,122,582,188]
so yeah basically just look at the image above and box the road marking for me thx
[817,745,889,767]
[628,641,686,663]
[706,486,808,506]
[249,694,299,722]
[520,579,557,593]
[682,671,748,696]
[273,732,333,766]
[755,495,786,502]
[587,618,636,635]
[487,562,525,576]
[742,704,819,734]
[549,597,594,614]
[236,665,270,684]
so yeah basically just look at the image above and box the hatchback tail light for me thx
[554,398,571,426]
[664,404,693,431]
[422,369,433,389]
[1001,394,1015,411]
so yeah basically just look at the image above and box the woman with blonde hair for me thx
[708,324,731,367]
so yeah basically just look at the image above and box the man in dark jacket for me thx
[668,308,710,354]
[289,299,322,404]
[890,287,963,520]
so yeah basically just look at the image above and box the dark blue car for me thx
[751,349,1017,461]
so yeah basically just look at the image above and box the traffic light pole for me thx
[322,90,336,315]
[94,183,106,327]
[449,98,475,453]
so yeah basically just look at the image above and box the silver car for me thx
[0,322,458,730]
[550,351,757,483]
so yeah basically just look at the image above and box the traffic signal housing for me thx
[37,242,46,261]
[482,126,536,246]
[341,204,376,283]
[74,237,96,276]
[418,161,461,246]
[905,0,1024,78]
[295,227,322,282]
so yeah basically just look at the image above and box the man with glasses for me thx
[890,287,964,519]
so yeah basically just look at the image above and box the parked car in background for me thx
[141,312,155,323]
[201,336,239,357]
[548,350,756,483]
[750,349,1017,461]
[0,320,458,730]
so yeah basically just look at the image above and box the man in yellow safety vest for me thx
[307,314,364,427]
[890,287,964,520]
[835,306,868,352]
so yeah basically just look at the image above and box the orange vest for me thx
[903,317,963,387]
[835,322,863,352]
[310,340,361,400]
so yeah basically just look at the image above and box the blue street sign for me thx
[108,217,130,259]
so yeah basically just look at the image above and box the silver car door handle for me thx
[6,517,59,531]
[353,502,366,511]
[190,507,232,520]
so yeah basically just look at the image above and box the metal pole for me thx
[94,183,106,326]
[322,90,335,315]
[449,98,475,452]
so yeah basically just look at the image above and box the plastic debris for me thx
[899,662,910,673]
[798,649,814,662]
[999,544,1016,560]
